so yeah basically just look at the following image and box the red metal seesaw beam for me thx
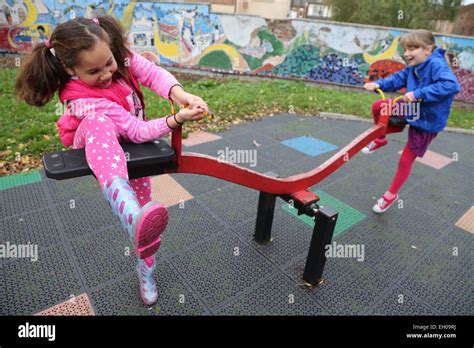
[168,115,390,195]
[173,123,385,194]
[167,94,391,195]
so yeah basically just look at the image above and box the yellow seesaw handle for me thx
[375,89,420,104]
[375,88,386,101]
[168,101,214,120]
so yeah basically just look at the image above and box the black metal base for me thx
[254,191,338,286]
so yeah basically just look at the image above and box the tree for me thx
[324,0,462,30]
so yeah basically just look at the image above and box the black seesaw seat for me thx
[389,116,408,128]
[43,139,175,180]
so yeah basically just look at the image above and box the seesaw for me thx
[43,90,406,287]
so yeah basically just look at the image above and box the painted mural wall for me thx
[1,0,473,102]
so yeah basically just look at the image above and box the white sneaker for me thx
[372,194,398,213]
[362,139,388,154]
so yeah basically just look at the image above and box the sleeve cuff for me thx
[413,89,423,100]
[375,79,384,90]
[168,83,183,101]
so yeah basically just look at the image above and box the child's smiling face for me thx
[65,40,117,88]
[403,45,433,66]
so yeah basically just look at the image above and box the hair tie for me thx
[44,38,56,57]
[92,17,100,25]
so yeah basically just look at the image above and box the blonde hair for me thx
[400,29,437,51]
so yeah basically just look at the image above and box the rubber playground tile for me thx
[281,190,366,239]
[182,137,234,158]
[196,184,260,226]
[0,170,42,191]
[321,158,424,215]
[55,192,120,240]
[90,258,209,315]
[368,286,437,315]
[216,272,328,315]
[206,143,276,173]
[265,117,336,140]
[404,184,472,225]
[0,181,48,219]
[233,204,314,267]
[43,175,100,203]
[397,149,453,170]
[182,131,222,147]
[427,132,473,158]
[256,142,310,167]
[169,232,277,310]
[282,136,338,157]
[343,207,448,280]
[0,206,63,250]
[224,129,279,150]
[455,206,474,234]
[415,161,474,203]
[150,174,193,207]
[69,226,137,289]
[398,227,474,315]
[170,173,232,197]
[284,256,391,315]
[160,199,226,257]
[0,244,83,315]
[35,293,95,316]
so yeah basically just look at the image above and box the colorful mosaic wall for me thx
[1,0,473,101]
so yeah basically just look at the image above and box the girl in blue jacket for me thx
[363,29,460,213]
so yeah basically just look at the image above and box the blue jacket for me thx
[376,48,460,133]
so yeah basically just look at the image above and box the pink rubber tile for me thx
[398,150,453,169]
[455,206,474,234]
[182,131,222,147]
[150,174,193,207]
[35,293,95,316]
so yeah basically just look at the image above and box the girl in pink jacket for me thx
[15,16,208,306]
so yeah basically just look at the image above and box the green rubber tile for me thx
[282,190,366,239]
[0,170,42,191]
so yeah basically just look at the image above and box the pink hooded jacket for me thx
[57,51,181,147]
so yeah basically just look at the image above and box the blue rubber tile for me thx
[282,136,338,157]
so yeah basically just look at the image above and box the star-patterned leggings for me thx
[72,114,151,206]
